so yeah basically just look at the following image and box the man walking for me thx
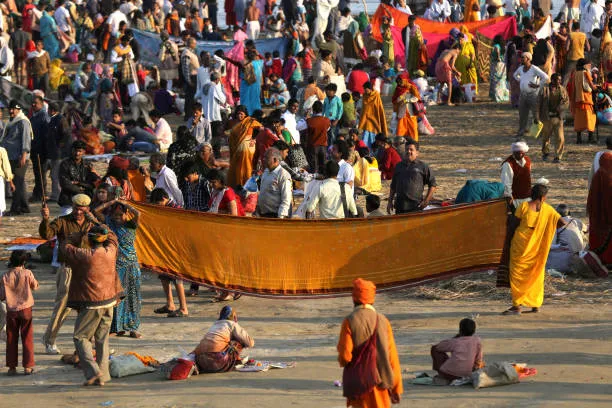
[29,95,50,203]
[538,73,568,163]
[388,139,437,214]
[61,222,122,386]
[0,100,33,216]
[182,38,200,120]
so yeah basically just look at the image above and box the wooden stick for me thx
[37,155,47,207]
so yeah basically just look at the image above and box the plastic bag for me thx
[244,175,259,192]
[418,115,435,136]
[529,121,544,138]
[109,355,155,378]
[472,362,520,389]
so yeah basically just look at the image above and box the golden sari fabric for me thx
[358,91,389,135]
[509,202,560,308]
[227,117,262,187]
[130,200,507,297]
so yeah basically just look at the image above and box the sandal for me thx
[24,368,34,375]
[167,310,188,318]
[154,306,174,314]
[502,307,521,315]
[129,331,142,339]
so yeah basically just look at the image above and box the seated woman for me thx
[353,147,382,194]
[193,306,254,373]
[78,116,107,154]
[265,73,291,107]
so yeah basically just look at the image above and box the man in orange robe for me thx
[337,278,403,408]
[358,82,389,149]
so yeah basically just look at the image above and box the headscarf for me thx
[392,72,412,104]
[352,278,376,305]
[522,52,532,61]
[511,141,529,152]
[218,305,237,321]
[450,28,461,40]
[460,25,473,42]
[587,151,612,226]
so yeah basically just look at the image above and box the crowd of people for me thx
[0,0,611,406]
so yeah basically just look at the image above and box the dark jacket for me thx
[30,109,49,156]
[58,158,99,206]
[39,213,96,263]
[62,228,124,309]
[47,113,71,160]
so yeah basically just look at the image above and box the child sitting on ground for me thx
[366,194,385,217]
[0,250,39,376]
[430,318,484,384]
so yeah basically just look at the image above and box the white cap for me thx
[511,141,529,153]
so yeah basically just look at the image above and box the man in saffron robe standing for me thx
[337,278,402,408]
[358,82,389,149]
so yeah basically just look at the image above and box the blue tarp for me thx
[132,29,289,66]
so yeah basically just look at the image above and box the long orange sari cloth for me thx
[130,199,507,297]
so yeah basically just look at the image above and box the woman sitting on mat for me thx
[193,306,254,373]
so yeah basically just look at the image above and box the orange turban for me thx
[352,278,376,305]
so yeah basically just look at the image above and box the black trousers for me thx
[307,145,327,175]
[30,152,48,200]
[211,120,224,158]
[9,160,29,213]
[184,76,197,120]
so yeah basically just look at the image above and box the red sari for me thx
[587,152,612,264]
[225,0,237,26]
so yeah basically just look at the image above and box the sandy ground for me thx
[1,83,611,407]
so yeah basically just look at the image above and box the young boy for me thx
[431,318,484,384]
[323,83,343,145]
[0,250,39,375]
[366,194,385,217]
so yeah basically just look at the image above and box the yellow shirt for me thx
[568,32,586,61]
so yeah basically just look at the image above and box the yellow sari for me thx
[455,31,478,93]
[227,117,262,187]
[353,157,382,193]
[509,201,560,308]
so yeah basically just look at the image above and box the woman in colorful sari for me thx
[405,15,426,74]
[240,50,264,115]
[353,147,382,194]
[227,105,263,187]
[343,20,367,64]
[97,201,142,339]
[392,73,421,141]
[587,152,612,265]
[506,36,523,107]
[194,306,254,373]
[567,58,597,144]
[455,28,478,94]
[381,15,395,67]
[40,8,61,60]
[490,35,509,102]
[503,184,566,315]
[554,23,569,77]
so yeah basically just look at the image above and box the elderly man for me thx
[501,142,532,208]
[39,194,98,355]
[0,100,32,216]
[61,222,122,387]
[337,278,403,407]
[538,73,569,163]
[256,148,292,218]
[201,71,227,157]
[388,139,437,214]
[304,160,357,219]
[513,52,550,138]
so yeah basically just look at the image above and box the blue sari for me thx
[40,11,60,60]
[240,59,263,115]
[108,217,142,333]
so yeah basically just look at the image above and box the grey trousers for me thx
[517,92,538,137]
[43,264,72,345]
[47,159,62,201]
[73,306,113,382]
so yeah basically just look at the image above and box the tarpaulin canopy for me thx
[131,29,288,67]
[370,4,517,65]
[131,199,507,298]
